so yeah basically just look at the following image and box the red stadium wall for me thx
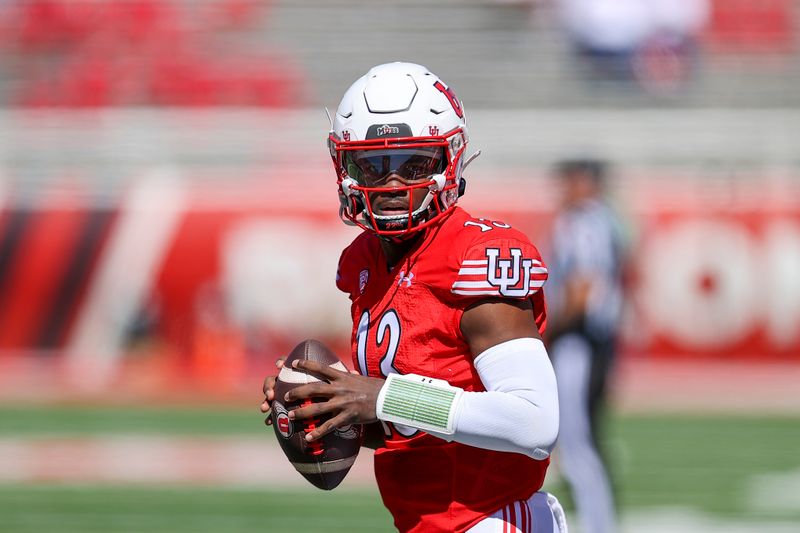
[0,176,797,394]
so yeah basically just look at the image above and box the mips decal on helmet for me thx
[328,62,479,239]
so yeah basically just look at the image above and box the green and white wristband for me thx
[375,373,463,435]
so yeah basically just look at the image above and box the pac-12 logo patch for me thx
[359,269,369,294]
[273,402,293,438]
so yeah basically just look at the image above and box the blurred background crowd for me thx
[0,1,797,532]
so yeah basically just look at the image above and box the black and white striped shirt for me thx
[547,198,625,341]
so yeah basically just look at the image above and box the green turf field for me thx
[0,406,797,532]
[0,486,393,533]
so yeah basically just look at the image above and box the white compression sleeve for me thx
[375,337,559,459]
[442,337,560,459]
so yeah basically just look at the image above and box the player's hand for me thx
[260,357,286,426]
[284,359,384,442]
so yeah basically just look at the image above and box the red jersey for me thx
[336,207,550,533]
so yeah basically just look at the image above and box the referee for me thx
[546,158,627,533]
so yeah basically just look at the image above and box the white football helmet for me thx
[328,62,476,238]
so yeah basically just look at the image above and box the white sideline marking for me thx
[1,436,798,531]
[618,507,800,533]
[749,468,800,513]
[0,436,376,488]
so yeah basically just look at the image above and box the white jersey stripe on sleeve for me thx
[459,258,543,267]
[451,289,501,296]
[451,287,543,296]
[452,280,495,289]
[458,267,490,275]
[452,275,547,289]
[458,265,547,276]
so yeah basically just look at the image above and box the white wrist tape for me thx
[376,373,464,435]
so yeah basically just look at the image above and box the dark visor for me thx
[344,147,445,186]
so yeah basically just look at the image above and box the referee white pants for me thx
[552,334,617,533]
[467,492,568,533]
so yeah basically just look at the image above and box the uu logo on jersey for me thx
[486,248,534,297]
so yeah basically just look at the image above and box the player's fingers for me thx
[289,399,342,420]
[305,412,351,442]
[260,399,271,413]
[289,402,330,420]
[262,376,277,396]
[276,357,285,369]
[284,382,336,403]
[291,359,342,381]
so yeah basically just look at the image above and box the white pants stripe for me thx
[466,492,568,533]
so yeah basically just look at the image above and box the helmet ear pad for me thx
[340,176,365,215]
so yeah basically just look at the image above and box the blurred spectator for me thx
[557,0,710,94]
[545,158,628,533]
[3,0,303,108]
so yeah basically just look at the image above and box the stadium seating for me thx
[3,0,304,107]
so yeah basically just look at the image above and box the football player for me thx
[261,62,567,533]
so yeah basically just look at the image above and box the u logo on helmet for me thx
[433,81,464,118]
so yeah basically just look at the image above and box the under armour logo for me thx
[397,271,414,287]
[486,248,532,297]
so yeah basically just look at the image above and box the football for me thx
[271,339,364,490]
